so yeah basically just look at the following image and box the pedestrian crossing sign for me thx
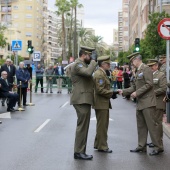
[12,40,22,51]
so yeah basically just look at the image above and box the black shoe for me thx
[46,91,48,93]
[74,153,93,160]
[94,147,98,149]
[23,104,28,106]
[0,121,2,124]
[147,143,155,148]
[41,91,44,93]
[130,148,146,153]
[98,148,112,153]
[7,108,15,112]
[50,92,53,93]
[149,150,164,156]
[57,91,59,93]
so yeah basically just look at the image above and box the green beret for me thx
[80,46,95,54]
[127,52,140,61]
[147,59,158,66]
[97,56,110,63]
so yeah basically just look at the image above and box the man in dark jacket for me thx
[35,64,44,93]
[16,62,30,106]
[0,71,18,112]
[0,58,16,106]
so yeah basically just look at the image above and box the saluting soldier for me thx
[118,52,163,156]
[159,54,166,76]
[146,59,167,150]
[93,56,118,153]
[70,46,97,160]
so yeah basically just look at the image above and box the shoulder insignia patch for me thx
[78,64,83,68]
[99,79,103,85]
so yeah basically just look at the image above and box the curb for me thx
[163,122,170,138]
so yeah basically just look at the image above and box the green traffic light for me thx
[135,47,140,52]
[28,48,32,52]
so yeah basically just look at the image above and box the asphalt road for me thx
[0,90,170,170]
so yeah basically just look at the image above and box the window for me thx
[26,32,32,37]
[26,14,32,18]
[13,15,18,19]
[13,6,19,10]
[26,6,32,10]
[26,24,32,27]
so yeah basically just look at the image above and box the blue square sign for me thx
[33,51,41,61]
[12,40,22,51]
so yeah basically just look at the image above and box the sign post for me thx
[158,18,170,123]
[33,51,41,61]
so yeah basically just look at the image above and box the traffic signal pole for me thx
[166,40,170,123]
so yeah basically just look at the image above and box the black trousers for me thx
[6,93,19,109]
[35,78,43,92]
[117,81,122,89]
[17,88,27,106]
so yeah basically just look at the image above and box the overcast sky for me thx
[48,0,122,45]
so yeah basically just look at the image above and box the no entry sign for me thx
[158,18,170,40]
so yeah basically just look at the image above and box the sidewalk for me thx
[163,114,170,138]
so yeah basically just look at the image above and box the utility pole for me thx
[160,0,162,13]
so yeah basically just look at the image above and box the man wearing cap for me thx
[146,59,167,151]
[118,52,163,156]
[159,54,166,76]
[93,56,118,153]
[70,46,97,160]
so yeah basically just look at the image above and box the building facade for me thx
[113,29,119,57]
[43,9,62,66]
[0,0,47,60]
[118,11,123,52]
[122,0,129,51]
[128,0,170,48]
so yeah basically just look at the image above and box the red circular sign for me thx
[158,18,170,40]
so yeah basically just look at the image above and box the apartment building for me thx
[118,11,123,52]
[122,0,129,51]
[0,0,47,60]
[43,9,62,66]
[113,29,119,57]
[129,0,170,47]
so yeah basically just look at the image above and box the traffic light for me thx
[134,38,140,52]
[27,40,34,54]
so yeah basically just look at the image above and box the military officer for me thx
[118,52,163,156]
[93,56,118,153]
[70,46,98,160]
[147,59,167,149]
[159,54,166,76]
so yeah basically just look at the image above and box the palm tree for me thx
[88,35,108,55]
[70,0,83,58]
[55,0,70,61]
[79,28,93,46]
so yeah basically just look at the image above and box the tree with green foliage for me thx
[70,0,83,58]
[143,11,170,59]
[0,24,7,48]
[55,0,71,61]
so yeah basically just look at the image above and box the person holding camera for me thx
[70,46,97,160]
[93,56,118,154]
